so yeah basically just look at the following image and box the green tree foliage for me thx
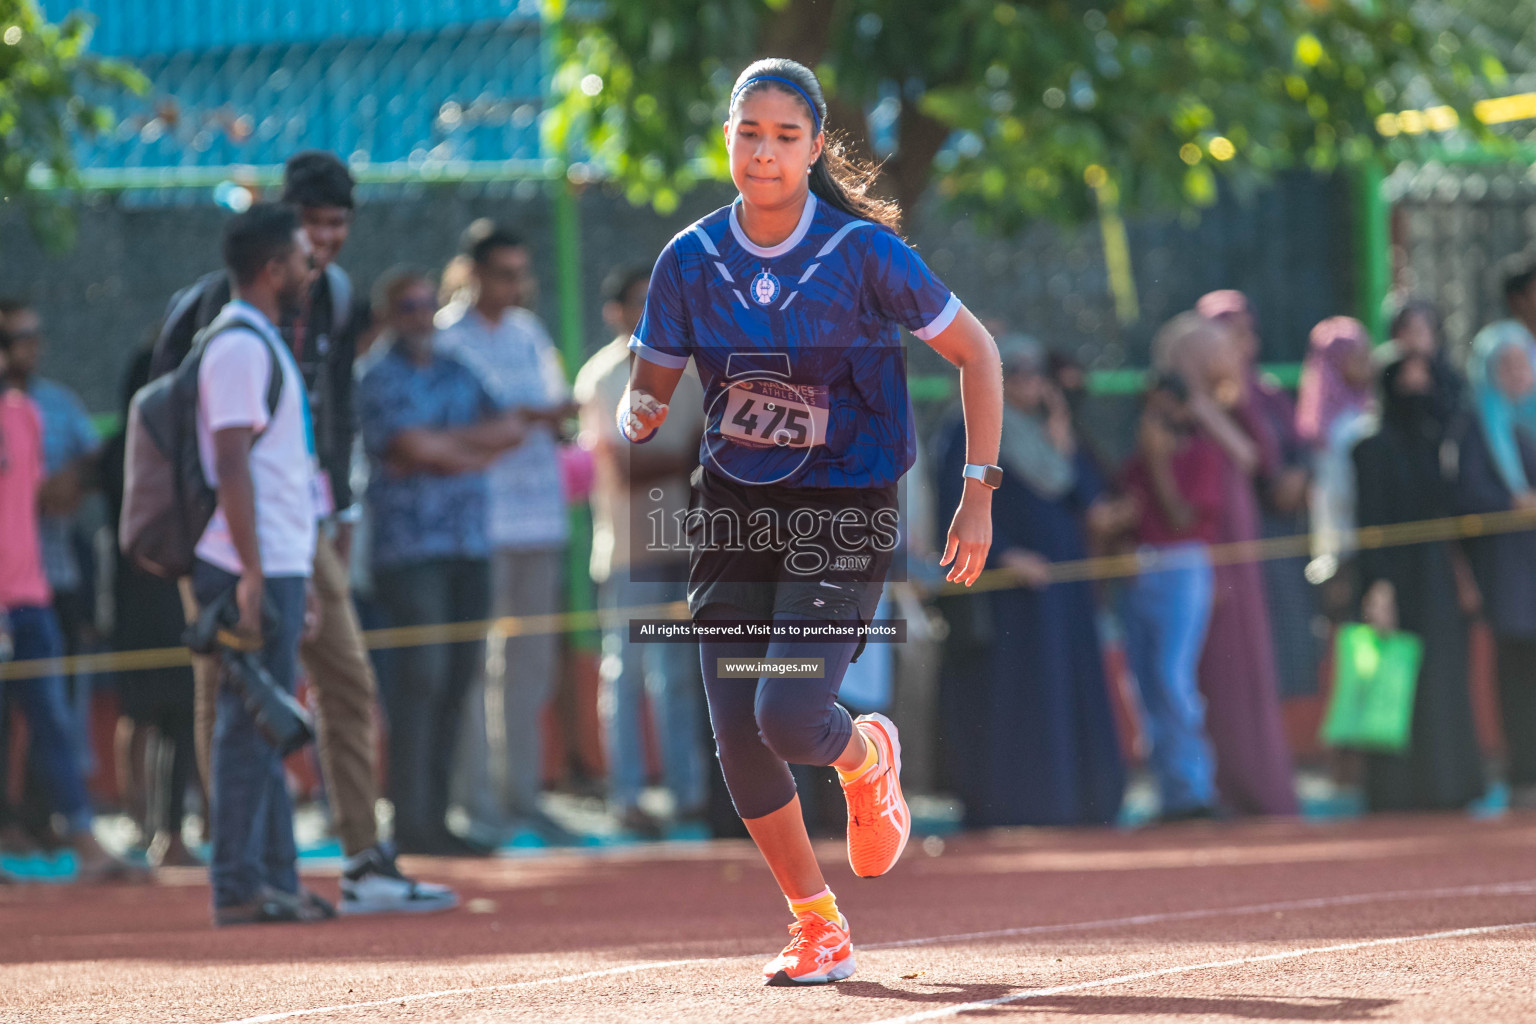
[545,0,1518,230]
[0,0,143,248]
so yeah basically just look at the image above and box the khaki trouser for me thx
[187,538,380,857]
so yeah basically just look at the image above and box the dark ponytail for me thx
[729,58,901,232]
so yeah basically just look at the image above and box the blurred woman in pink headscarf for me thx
[1301,318,1378,591]
[1296,317,1374,451]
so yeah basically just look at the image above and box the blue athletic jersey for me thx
[630,192,959,488]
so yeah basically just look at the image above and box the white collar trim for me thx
[729,192,818,258]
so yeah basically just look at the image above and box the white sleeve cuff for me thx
[628,336,691,369]
[912,293,962,341]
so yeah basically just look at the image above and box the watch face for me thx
[965,464,1003,488]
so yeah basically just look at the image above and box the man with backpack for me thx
[176,203,326,924]
[151,153,453,914]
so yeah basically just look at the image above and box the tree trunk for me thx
[761,0,842,68]
[884,99,950,230]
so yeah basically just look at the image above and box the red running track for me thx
[5,814,1536,1023]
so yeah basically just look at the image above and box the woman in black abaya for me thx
[1351,354,1485,812]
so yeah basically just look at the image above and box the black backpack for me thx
[119,316,282,579]
[151,264,351,379]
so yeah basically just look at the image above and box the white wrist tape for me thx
[618,391,666,443]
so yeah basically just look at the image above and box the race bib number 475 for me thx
[719,380,829,449]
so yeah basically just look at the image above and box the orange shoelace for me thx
[845,764,891,828]
[781,913,842,957]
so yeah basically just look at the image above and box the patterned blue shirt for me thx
[629,193,958,488]
[358,340,501,570]
[26,377,100,592]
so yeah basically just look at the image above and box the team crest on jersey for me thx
[750,269,781,306]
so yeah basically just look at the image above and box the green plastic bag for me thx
[1319,623,1424,753]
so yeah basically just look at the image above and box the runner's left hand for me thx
[941,484,993,587]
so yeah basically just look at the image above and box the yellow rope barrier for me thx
[5,507,1535,683]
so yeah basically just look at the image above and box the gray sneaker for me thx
[339,843,458,916]
[215,886,330,927]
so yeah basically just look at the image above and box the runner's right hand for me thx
[618,388,669,443]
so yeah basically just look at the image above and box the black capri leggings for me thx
[698,605,859,820]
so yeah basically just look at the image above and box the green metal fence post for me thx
[551,180,585,375]
[543,6,599,653]
[1354,160,1391,344]
[551,177,598,652]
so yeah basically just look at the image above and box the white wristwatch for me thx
[962,463,1004,489]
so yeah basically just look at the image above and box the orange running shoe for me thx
[762,912,856,986]
[842,712,911,878]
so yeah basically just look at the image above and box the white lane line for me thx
[857,918,1536,1024]
[212,880,1536,1024]
[218,959,720,1024]
[866,879,1536,949]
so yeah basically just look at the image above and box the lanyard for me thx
[272,339,318,459]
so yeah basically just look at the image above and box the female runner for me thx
[619,57,1003,986]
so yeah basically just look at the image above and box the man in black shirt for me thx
[153,152,458,913]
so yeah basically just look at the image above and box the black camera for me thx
[184,588,315,757]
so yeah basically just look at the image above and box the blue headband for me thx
[730,75,823,134]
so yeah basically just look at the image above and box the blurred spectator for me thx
[0,298,102,851]
[574,266,708,837]
[1197,290,1319,700]
[1045,348,1109,478]
[437,222,576,846]
[1115,370,1222,822]
[153,152,437,915]
[0,299,102,649]
[1156,312,1297,817]
[1352,353,1485,813]
[933,335,1124,828]
[192,204,328,924]
[1386,299,1445,363]
[1500,256,1536,344]
[1386,298,1467,416]
[1045,348,1087,407]
[101,347,201,867]
[0,327,141,881]
[358,268,527,857]
[1303,319,1378,604]
[1296,318,1374,453]
[1455,325,1536,809]
[1465,260,1536,438]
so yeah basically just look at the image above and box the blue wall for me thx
[41,0,539,56]
[44,1,548,169]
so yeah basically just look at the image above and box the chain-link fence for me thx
[1389,161,1536,364]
